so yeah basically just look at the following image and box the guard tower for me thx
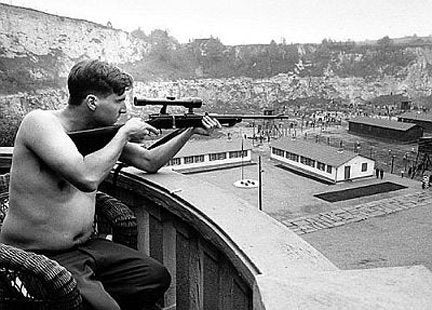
[262,108,284,137]
[412,137,432,178]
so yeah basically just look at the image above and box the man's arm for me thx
[120,116,221,173]
[19,110,145,192]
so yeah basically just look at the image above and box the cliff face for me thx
[2,3,432,146]
[2,3,432,100]
[0,3,149,93]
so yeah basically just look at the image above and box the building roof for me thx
[398,111,432,123]
[174,138,252,158]
[370,94,410,106]
[348,117,418,131]
[271,137,364,167]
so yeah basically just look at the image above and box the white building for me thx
[270,137,375,183]
[166,138,253,173]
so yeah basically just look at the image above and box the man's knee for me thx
[149,261,171,295]
[122,259,171,308]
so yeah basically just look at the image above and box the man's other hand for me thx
[193,115,222,136]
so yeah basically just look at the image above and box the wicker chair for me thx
[0,173,138,309]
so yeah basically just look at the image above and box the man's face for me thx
[93,92,127,126]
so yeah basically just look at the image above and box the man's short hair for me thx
[67,59,134,106]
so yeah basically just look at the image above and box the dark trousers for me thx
[37,238,171,310]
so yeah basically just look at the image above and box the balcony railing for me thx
[2,145,432,309]
[99,165,338,309]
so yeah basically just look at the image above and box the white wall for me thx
[335,156,375,182]
[169,150,252,170]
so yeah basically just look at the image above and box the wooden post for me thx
[135,207,150,255]
[163,217,177,308]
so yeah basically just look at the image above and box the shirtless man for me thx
[0,59,220,309]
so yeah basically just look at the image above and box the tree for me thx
[377,36,393,48]
[131,28,148,41]
[148,29,179,63]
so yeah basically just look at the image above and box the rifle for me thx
[68,97,292,155]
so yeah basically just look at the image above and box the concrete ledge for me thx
[109,166,432,310]
[254,265,432,310]
[115,167,337,283]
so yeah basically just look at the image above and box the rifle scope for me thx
[134,97,203,109]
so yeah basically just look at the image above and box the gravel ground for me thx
[301,202,432,271]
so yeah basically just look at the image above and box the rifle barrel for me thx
[209,114,291,120]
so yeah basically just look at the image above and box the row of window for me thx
[272,147,333,173]
[166,151,248,166]
[229,150,248,159]
[272,148,370,174]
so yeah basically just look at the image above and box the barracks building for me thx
[270,137,375,184]
[348,117,423,143]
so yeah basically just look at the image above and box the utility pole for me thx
[258,156,263,211]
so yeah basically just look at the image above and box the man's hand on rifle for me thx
[120,117,159,142]
[192,115,222,136]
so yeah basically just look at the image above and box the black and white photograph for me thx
[1,0,432,309]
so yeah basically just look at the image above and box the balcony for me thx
[99,165,432,309]
[2,146,432,309]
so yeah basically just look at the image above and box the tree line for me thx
[123,30,422,81]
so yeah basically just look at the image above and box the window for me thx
[300,156,315,167]
[362,162,367,172]
[210,152,227,161]
[183,155,205,164]
[317,162,326,171]
[285,152,299,162]
[167,158,181,166]
[229,150,248,158]
[272,148,284,156]
[326,165,332,173]
[194,155,205,163]
[184,156,194,164]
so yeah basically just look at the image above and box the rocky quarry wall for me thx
[2,3,432,146]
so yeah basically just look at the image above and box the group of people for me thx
[0,59,221,309]
[375,167,385,179]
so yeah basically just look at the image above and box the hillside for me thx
[2,3,432,93]
[2,3,432,146]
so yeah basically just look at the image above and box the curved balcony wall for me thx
[100,166,337,309]
[2,145,432,309]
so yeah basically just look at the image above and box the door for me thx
[344,166,351,180]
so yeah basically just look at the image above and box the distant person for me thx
[0,59,221,309]
[376,168,379,178]
[379,168,384,179]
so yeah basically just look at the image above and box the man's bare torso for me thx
[0,110,95,251]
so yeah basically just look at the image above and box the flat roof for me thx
[270,137,365,167]
[398,112,432,123]
[348,117,418,131]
